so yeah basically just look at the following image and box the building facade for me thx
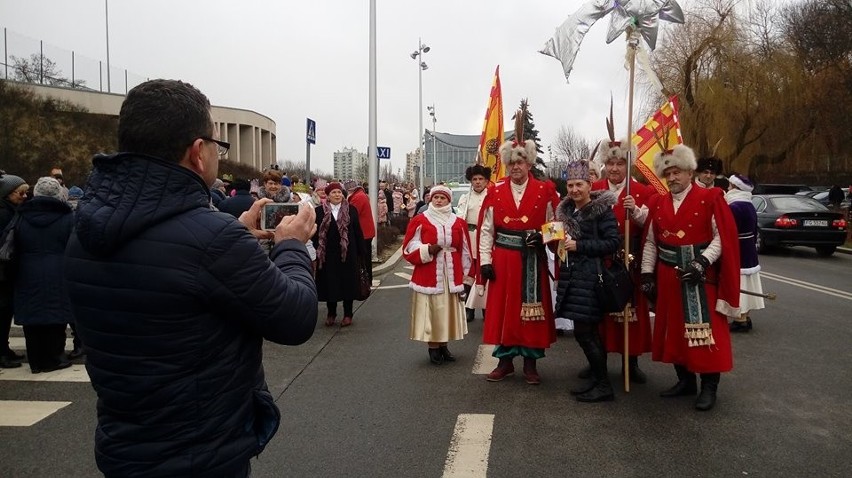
[333,147,367,180]
[422,130,515,185]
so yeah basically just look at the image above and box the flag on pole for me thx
[479,66,504,182]
[632,96,683,194]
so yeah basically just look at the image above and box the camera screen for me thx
[262,203,300,230]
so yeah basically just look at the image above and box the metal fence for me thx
[1,27,147,93]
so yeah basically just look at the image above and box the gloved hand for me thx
[427,244,442,256]
[640,273,656,304]
[525,231,543,248]
[680,256,710,285]
[480,264,495,281]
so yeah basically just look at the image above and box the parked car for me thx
[808,188,850,209]
[751,194,848,257]
[752,184,812,195]
[449,184,472,208]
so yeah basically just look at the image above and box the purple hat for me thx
[728,174,754,192]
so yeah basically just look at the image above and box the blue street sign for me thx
[306,118,316,144]
[377,146,391,159]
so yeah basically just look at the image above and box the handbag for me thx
[591,218,634,313]
[355,258,371,301]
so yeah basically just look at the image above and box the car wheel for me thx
[756,230,768,254]
[815,245,836,257]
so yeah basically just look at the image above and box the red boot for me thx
[523,357,541,385]
[486,357,515,381]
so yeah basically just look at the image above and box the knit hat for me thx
[728,174,754,192]
[68,186,84,199]
[565,160,591,182]
[429,185,452,202]
[281,176,292,187]
[653,144,697,177]
[325,182,344,195]
[34,176,68,203]
[0,173,26,200]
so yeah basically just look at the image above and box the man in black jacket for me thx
[218,178,255,218]
[65,79,318,478]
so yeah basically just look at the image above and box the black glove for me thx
[680,256,710,285]
[640,273,656,304]
[480,264,495,281]
[525,231,543,248]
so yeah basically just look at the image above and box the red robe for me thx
[645,186,740,373]
[402,213,471,294]
[480,177,560,349]
[591,178,654,355]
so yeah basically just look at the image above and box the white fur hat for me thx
[653,144,697,177]
[499,139,537,166]
[597,138,636,164]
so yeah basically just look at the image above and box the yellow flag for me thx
[478,66,504,182]
[632,96,683,194]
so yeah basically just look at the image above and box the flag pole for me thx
[622,29,640,393]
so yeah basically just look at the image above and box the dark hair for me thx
[118,79,212,162]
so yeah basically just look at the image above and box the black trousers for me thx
[0,283,13,356]
[327,301,354,318]
[22,324,67,370]
[364,238,373,281]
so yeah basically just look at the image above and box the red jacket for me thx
[402,212,471,294]
[347,188,376,240]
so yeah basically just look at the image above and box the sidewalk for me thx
[372,246,403,275]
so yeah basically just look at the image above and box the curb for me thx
[839,247,852,255]
[372,246,403,274]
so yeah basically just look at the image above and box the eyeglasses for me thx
[198,137,230,157]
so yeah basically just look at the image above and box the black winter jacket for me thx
[554,190,620,324]
[65,153,318,477]
[14,196,74,326]
[218,190,255,218]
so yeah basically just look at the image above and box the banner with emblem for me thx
[632,96,683,194]
[478,66,504,182]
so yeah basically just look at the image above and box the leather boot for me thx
[623,356,647,384]
[428,347,444,365]
[577,365,592,379]
[576,340,614,402]
[486,357,514,381]
[465,308,475,323]
[729,317,752,333]
[439,345,456,362]
[660,364,697,397]
[523,357,541,385]
[695,373,720,411]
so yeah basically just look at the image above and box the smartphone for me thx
[261,203,300,231]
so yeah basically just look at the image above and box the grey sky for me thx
[1,0,673,177]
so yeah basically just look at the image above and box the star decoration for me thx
[606,0,685,50]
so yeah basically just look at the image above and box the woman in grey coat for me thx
[554,160,620,402]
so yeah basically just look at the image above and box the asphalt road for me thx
[1,246,850,477]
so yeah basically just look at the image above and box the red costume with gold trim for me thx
[591,178,654,355]
[479,177,560,349]
[645,186,740,373]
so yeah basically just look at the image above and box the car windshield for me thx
[769,196,828,212]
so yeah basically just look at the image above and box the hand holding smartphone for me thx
[261,203,300,231]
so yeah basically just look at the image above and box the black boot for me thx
[577,365,592,379]
[695,373,720,411]
[465,308,475,323]
[428,347,444,365]
[729,318,752,333]
[660,364,697,397]
[481,309,486,321]
[575,330,614,402]
[439,345,456,362]
[623,356,647,384]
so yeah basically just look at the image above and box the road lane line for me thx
[394,272,413,281]
[0,364,90,382]
[442,413,494,478]
[472,345,498,375]
[761,272,852,301]
[0,400,72,426]
[375,284,410,290]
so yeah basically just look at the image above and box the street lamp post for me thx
[427,104,437,184]
[410,39,429,191]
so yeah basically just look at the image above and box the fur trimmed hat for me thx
[429,185,452,202]
[499,139,537,167]
[596,138,636,164]
[34,176,68,203]
[653,144,697,177]
[728,174,754,192]
[465,164,492,181]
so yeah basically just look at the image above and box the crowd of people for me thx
[0,78,779,475]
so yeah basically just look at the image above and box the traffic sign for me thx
[306,118,316,144]
[377,146,391,159]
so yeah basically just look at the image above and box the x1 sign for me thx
[377,146,391,159]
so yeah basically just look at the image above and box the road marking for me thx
[472,345,498,375]
[372,279,381,287]
[0,400,72,426]
[761,271,852,301]
[0,364,90,382]
[443,413,494,478]
[404,265,414,270]
[394,272,413,281]
[375,284,410,290]
[9,338,73,351]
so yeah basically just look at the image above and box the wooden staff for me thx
[622,30,640,393]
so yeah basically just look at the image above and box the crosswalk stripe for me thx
[442,413,494,478]
[375,284,409,290]
[471,345,498,375]
[394,272,412,281]
[403,265,414,270]
[0,364,90,382]
[0,400,72,426]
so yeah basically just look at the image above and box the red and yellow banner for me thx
[632,96,683,194]
[479,66,504,182]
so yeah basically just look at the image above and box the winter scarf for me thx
[424,203,454,226]
[317,199,350,268]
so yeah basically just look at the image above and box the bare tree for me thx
[10,53,85,87]
[552,125,591,162]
